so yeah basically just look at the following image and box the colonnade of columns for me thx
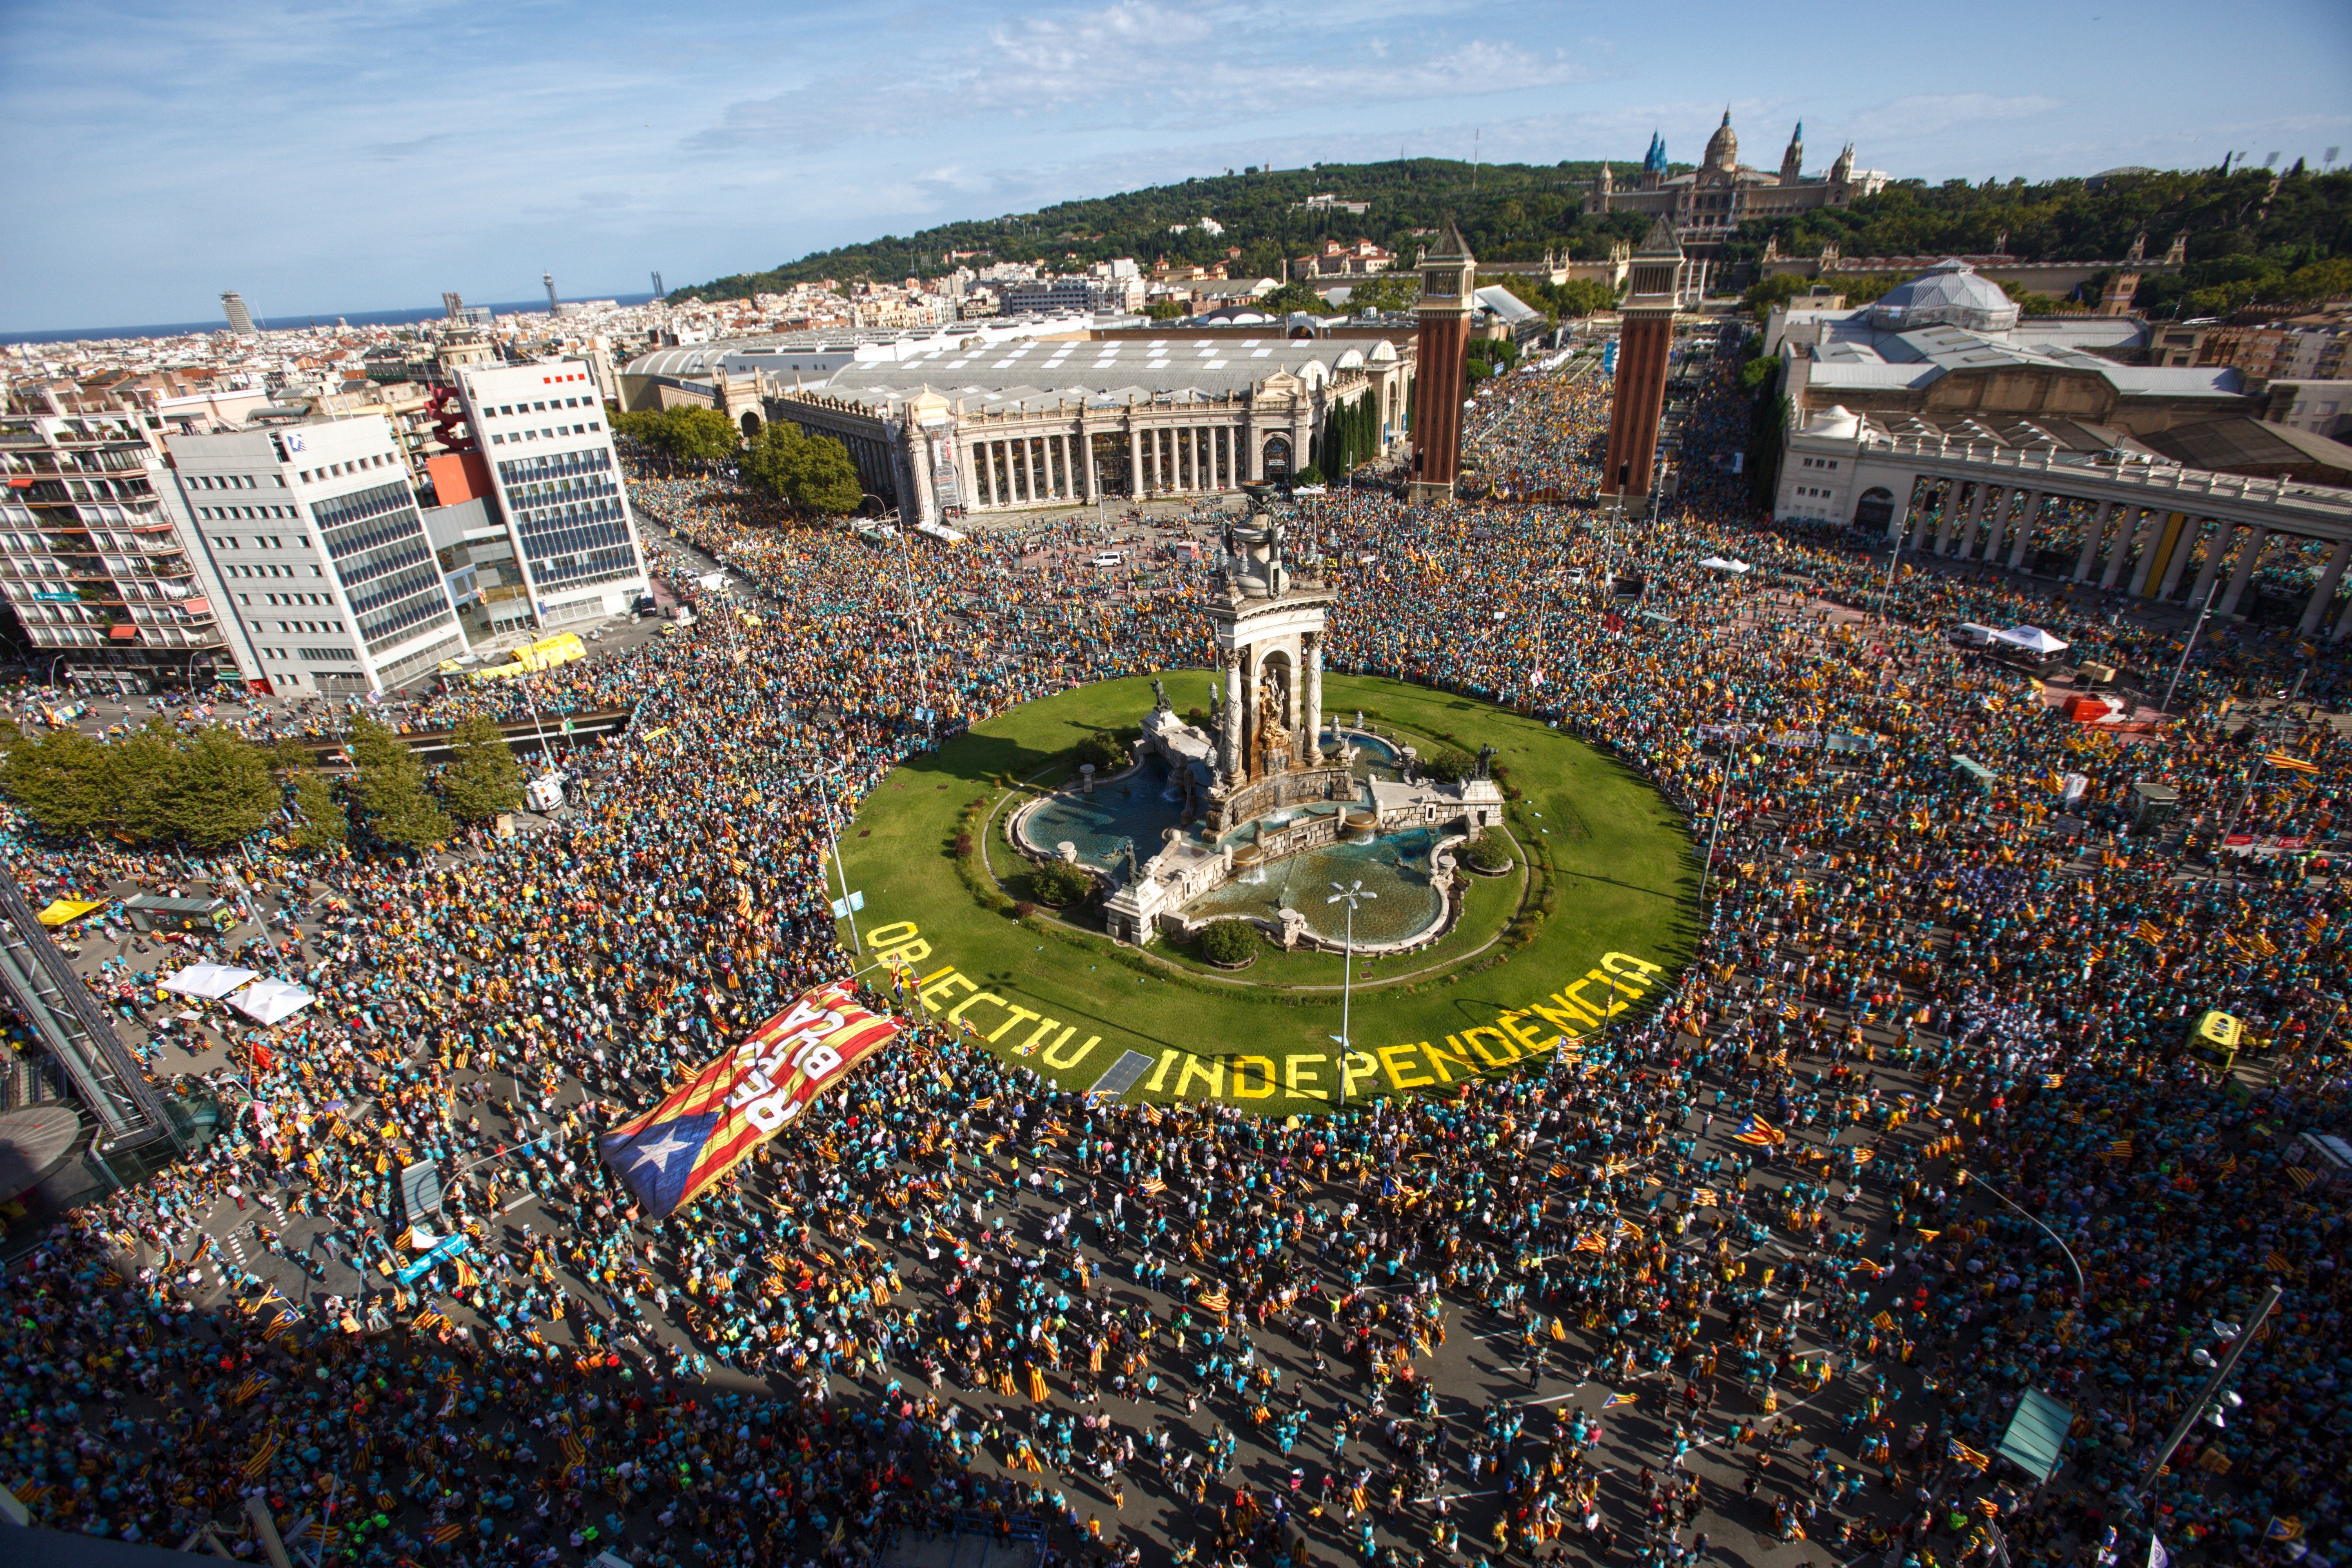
[1886,473,2352,639]
[966,432,1098,510]
[967,423,1258,510]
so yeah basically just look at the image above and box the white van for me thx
[1092,552,1124,568]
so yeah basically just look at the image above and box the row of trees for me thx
[608,403,865,515]
[1724,167,2351,318]
[677,160,2345,320]
[1314,390,1384,479]
[1,715,530,853]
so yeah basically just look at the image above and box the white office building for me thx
[165,414,466,696]
[450,361,649,625]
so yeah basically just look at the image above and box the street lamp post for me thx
[1326,880,1375,1109]
[866,493,934,745]
[816,767,861,955]
[2159,583,2219,717]
[2132,1282,2283,1502]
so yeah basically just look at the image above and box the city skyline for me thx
[2,0,2346,333]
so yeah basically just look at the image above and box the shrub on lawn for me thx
[1420,746,1475,783]
[1030,859,1095,906]
[1074,730,1134,772]
[1198,921,1258,966]
[1464,835,1512,872]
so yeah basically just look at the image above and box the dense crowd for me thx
[0,341,2344,1568]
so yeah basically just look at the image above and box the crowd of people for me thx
[0,336,2344,1568]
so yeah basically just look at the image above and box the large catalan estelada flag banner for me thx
[600,980,900,1217]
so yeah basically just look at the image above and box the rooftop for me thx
[776,337,1394,416]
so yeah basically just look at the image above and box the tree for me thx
[1346,273,1420,314]
[744,421,864,515]
[1198,920,1258,965]
[439,715,524,822]
[1258,281,1326,316]
[346,715,450,849]
[1145,299,1188,320]
[288,768,347,852]
[1294,463,1326,486]
[612,405,741,462]
[154,727,278,849]
[1420,746,1475,784]
[0,728,122,836]
[2285,258,2352,301]
[1029,860,1095,906]
[1742,272,1818,316]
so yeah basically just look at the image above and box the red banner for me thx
[598,980,901,1217]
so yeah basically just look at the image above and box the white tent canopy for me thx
[159,964,257,1000]
[1993,624,2069,655]
[1697,556,1753,574]
[229,979,315,1026]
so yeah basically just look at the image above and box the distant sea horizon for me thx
[2,292,662,348]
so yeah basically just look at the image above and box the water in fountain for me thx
[1185,828,1443,946]
[1021,756,1186,870]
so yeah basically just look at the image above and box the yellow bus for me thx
[438,632,587,684]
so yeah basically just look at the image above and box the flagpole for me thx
[1958,1167,2084,1297]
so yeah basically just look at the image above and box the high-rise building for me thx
[220,291,258,337]
[0,388,244,694]
[165,414,467,696]
[450,361,650,626]
[1600,218,1686,503]
[543,273,559,313]
[1408,221,1476,505]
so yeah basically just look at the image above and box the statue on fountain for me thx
[1150,675,1171,714]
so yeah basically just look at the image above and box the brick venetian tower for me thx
[1599,216,1687,504]
[1408,220,1476,506]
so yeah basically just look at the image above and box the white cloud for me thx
[1835,93,2064,145]
[689,1,1594,153]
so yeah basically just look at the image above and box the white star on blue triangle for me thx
[600,1109,721,1217]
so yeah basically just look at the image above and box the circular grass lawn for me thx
[840,671,1696,1116]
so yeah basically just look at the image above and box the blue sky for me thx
[3,0,2347,332]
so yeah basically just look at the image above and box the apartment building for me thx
[165,414,465,696]
[0,392,243,694]
[449,361,649,626]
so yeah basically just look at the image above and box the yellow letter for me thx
[1462,1026,1519,1068]
[1145,1050,1180,1093]
[1175,1055,1225,1100]
[1377,1044,1435,1091]
[1042,1032,1100,1071]
[864,920,920,949]
[1566,975,1631,1019]
[1603,951,1666,980]
[1498,1010,1555,1056]
[1424,1036,1476,1084]
[919,971,974,1012]
[1014,1016,1064,1056]
[987,1005,1041,1043]
[947,991,1005,1026]
[1529,994,1597,1034]
[1341,1051,1378,1100]
[1285,1054,1328,1102]
[1231,1057,1276,1098]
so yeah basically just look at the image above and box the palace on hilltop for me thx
[1594,113,1888,283]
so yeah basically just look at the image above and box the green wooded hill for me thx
[677,160,2352,319]
[676,159,1652,301]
